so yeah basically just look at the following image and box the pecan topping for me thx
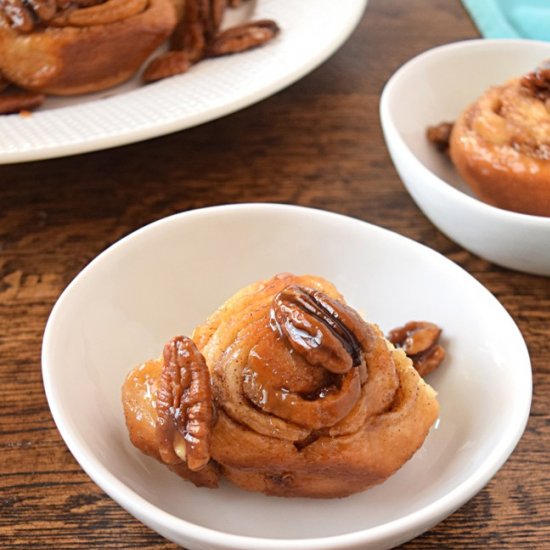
[0,0,107,32]
[521,59,550,101]
[156,336,213,471]
[0,89,45,114]
[235,284,379,430]
[387,321,445,377]
[145,0,280,83]
[168,0,210,63]
[208,20,280,57]
[143,51,192,83]
[271,285,363,374]
[427,121,454,153]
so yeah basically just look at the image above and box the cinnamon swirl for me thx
[446,61,550,217]
[122,274,441,498]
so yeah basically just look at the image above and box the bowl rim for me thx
[41,203,533,549]
[379,38,550,228]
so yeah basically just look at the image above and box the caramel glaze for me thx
[122,357,220,488]
[122,274,440,498]
[272,285,364,368]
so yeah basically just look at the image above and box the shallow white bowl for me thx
[42,204,531,550]
[380,39,550,276]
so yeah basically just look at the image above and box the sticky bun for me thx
[0,0,179,95]
[122,274,442,498]
[431,61,550,217]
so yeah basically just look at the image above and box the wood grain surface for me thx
[1,0,549,548]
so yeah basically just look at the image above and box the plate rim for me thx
[41,203,532,549]
[0,0,368,165]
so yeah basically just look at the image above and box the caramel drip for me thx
[239,285,375,431]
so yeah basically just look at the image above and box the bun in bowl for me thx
[448,61,550,217]
[122,273,442,499]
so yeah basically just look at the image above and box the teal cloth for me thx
[462,0,550,41]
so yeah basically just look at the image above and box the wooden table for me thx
[1,0,548,547]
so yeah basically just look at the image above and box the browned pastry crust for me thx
[122,274,440,498]
[449,65,550,217]
[0,0,178,95]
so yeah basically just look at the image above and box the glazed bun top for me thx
[447,60,550,216]
[465,63,550,161]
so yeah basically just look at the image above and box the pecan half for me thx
[208,19,280,57]
[427,122,454,153]
[271,285,364,375]
[0,90,45,114]
[387,321,445,377]
[156,336,213,472]
[238,284,384,430]
[521,59,550,101]
[147,0,279,84]
[169,0,208,62]
[143,52,192,83]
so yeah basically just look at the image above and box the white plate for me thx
[42,204,532,550]
[0,0,367,164]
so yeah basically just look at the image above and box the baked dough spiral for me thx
[0,0,178,94]
[122,273,440,498]
[449,62,550,216]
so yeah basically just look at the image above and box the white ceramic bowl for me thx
[42,204,532,550]
[380,39,550,276]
